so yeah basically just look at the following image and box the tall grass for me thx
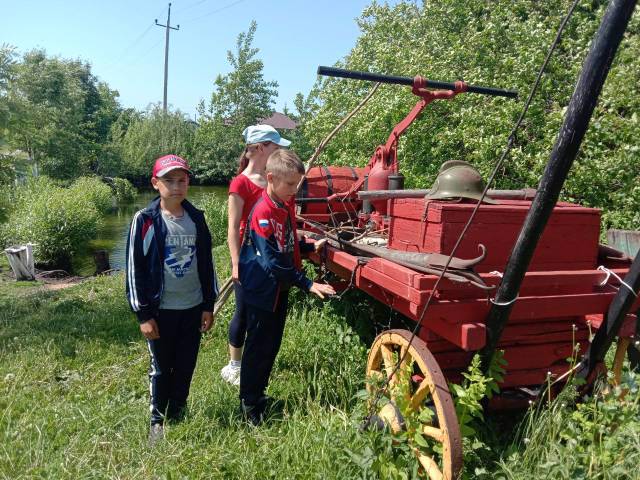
[199,195,228,248]
[1,247,639,478]
[0,248,371,478]
[495,378,640,479]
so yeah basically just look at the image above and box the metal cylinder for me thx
[388,173,405,191]
[362,175,372,213]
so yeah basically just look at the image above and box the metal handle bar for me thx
[317,66,518,99]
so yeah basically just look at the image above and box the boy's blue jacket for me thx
[125,197,219,323]
[239,190,314,311]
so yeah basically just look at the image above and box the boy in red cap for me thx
[125,154,219,445]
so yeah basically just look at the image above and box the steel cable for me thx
[361,0,584,427]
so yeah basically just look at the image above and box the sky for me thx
[3,0,402,119]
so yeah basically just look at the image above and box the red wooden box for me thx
[388,198,601,272]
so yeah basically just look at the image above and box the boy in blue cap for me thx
[126,154,219,444]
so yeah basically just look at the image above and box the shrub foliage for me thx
[109,177,137,204]
[69,176,113,214]
[300,0,640,231]
[1,177,107,269]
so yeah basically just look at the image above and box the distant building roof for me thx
[260,112,298,130]
[222,111,298,130]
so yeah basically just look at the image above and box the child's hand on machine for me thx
[309,282,336,299]
[313,238,328,252]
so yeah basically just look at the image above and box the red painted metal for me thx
[298,166,364,216]
[298,76,638,402]
[326,78,468,224]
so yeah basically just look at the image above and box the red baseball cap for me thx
[152,154,193,178]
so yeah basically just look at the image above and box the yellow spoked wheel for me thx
[366,329,463,480]
[612,336,631,386]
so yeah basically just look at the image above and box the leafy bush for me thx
[497,373,640,479]
[1,177,102,269]
[110,177,137,204]
[199,194,228,248]
[0,188,12,224]
[0,154,16,185]
[69,176,113,214]
[110,105,195,181]
[301,0,640,232]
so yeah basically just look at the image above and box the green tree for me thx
[302,0,640,231]
[193,21,278,183]
[281,91,320,162]
[111,104,195,182]
[205,20,277,127]
[5,49,122,180]
[99,107,142,177]
[0,44,17,137]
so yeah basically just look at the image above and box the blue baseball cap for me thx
[242,124,291,147]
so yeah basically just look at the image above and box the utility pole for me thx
[155,3,179,113]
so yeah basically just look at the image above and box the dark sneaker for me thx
[241,400,264,426]
[258,395,284,418]
[166,403,186,423]
[148,423,164,446]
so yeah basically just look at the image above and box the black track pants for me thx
[239,292,289,406]
[147,306,202,425]
[228,283,248,348]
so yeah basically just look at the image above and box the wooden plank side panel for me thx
[413,268,630,294]
[359,266,426,304]
[435,342,576,371]
[388,198,601,271]
[388,216,434,252]
[390,212,599,269]
[355,278,486,350]
[390,198,600,222]
[439,222,599,271]
[420,293,624,324]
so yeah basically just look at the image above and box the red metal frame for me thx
[328,77,468,203]
[297,76,637,395]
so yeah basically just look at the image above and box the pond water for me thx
[73,185,227,276]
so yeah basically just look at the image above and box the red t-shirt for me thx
[228,174,264,240]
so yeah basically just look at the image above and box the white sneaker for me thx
[220,363,241,386]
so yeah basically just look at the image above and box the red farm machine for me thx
[295,2,639,478]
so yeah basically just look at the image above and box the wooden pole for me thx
[581,251,640,374]
[297,82,381,192]
[212,277,234,318]
[479,0,638,373]
[155,3,179,113]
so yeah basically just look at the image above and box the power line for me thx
[182,0,248,24]
[120,37,164,72]
[103,7,166,72]
[174,0,213,15]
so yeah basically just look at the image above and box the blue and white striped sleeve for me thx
[125,211,154,322]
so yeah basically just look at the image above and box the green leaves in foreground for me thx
[497,375,640,480]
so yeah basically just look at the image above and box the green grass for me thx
[0,248,377,479]
[1,247,639,479]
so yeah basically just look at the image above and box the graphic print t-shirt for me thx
[159,210,203,309]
